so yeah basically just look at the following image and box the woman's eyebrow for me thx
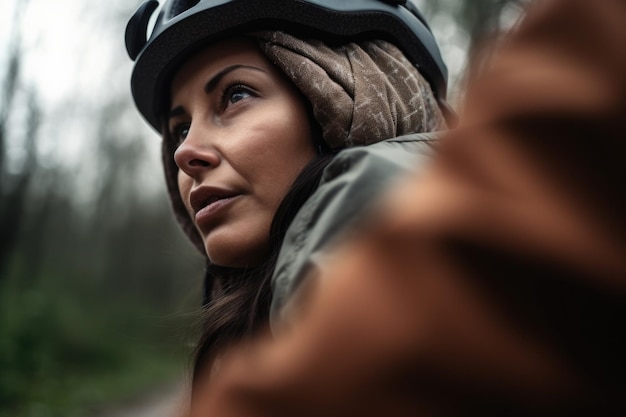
[167,105,185,121]
[204,64,265,93]
[168,65,265,120]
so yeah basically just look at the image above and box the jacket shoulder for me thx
[270,133,438,327]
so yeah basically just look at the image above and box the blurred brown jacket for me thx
[191,0,626,415]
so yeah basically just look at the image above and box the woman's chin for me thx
[205,241,267,269]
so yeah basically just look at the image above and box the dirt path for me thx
[95,382,188,417]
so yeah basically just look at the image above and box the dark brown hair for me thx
[191,152,335,384]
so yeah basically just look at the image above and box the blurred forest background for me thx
[0,0,528,416]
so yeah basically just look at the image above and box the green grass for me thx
[0,276,197,417]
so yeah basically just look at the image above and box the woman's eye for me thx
[222,84,254,107]
[171,123,190,145]
[229,88,251,104]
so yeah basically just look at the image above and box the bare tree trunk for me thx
[0,0,39,278]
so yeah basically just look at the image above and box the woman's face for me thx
[169,38,316,267]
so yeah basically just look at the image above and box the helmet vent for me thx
[168,0,201,19]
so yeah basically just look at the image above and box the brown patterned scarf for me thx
[256,31,445,148]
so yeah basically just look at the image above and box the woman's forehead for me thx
[171,37,268,86]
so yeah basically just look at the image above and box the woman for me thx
[125,0,449,379]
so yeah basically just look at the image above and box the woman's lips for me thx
[194,194,241,228]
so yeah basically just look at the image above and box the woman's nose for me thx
[173,126,221,177]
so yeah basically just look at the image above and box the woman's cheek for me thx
[177,171,194,216]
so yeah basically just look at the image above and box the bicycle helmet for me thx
[125,0,452,131]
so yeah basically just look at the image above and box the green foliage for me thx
[0,2,205,415]
[0,182,203,416]
[0,92,204,415]
[0,296,187,417]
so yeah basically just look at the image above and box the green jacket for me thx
[270,132,437,327]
